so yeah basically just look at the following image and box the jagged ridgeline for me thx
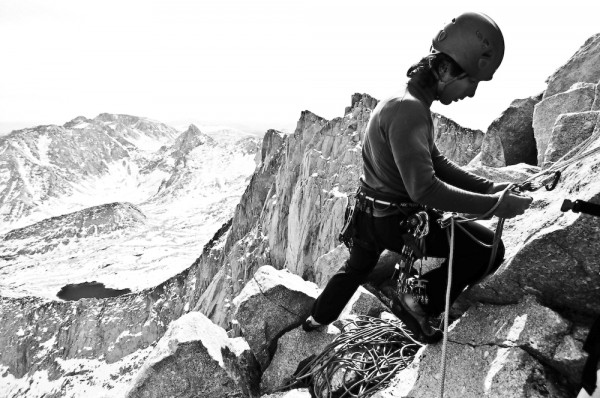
[2,33,600,398]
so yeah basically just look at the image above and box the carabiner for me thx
[545,171,561,191]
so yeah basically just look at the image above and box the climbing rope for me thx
[274,315,423,398]
[438,217,455,398]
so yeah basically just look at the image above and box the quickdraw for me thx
[514,170,561,193]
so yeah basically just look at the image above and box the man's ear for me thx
[437,60,451,81]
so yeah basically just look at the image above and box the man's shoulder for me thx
[378,92,430,125]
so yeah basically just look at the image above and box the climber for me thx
[303,12,533,342]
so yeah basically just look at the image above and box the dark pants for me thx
[311,209,505,325]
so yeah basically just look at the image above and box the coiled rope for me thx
[274,315,423,398]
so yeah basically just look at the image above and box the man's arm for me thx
[431,143,493,194]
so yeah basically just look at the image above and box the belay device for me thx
[392,211,430,305]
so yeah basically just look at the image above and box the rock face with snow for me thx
[126,312,260,398]
[0,116,261,396]
[0,114,177,227]
[0,116,260,300]
[481,95,541,167]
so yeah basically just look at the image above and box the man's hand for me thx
[486,182,512,194]
[493,190,533,218]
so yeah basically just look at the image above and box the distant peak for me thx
[172,124,216,153]
[345,93,378,114]
[184,124,203,135]
[94,113,142,125]
[63,116,92,128]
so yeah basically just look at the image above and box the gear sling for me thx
[338,185,433,305]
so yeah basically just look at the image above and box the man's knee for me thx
[338,257,374,280]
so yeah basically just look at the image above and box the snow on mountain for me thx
[0,114,178,228]
[0,116,260,299]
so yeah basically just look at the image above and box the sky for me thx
[1,0,599,136]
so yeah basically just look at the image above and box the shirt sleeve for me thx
[431,143,494,193]
[383,100,498,214]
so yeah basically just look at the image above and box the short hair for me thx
[406,52,465,87]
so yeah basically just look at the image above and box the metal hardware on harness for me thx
[407,277,429,305]
[437,212,457,229]
[393,211,430,305]
[338,200,356,249]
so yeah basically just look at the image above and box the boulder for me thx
[432,113,484,166]
[448,296,570,361]
[223,337,263,398]
[544,34,600,99]
[481,95,541,167]
[533,82,596,166]
[337,286,388,321]
[377,297,572,398]
[552,334,588,385]
[260,326,340,394]
[466,118,600,317]
[232,266,320,371]
[406,345,567,398]
[543,111,600,167]
[126,312,259,398]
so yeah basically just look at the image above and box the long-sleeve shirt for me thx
[361,81,497,215]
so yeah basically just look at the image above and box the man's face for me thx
[438,73,480,105]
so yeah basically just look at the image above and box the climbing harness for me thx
[339,186,424,249]
[272,315,423,398]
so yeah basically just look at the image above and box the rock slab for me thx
[533,83,596,166]
[378,297,572,398]
[544,34,600,99]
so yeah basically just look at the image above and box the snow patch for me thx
[37,135,53,166]
[145,312,228,369]
[484,347,511,392]
[504,314,527,343]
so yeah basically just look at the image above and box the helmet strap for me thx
[433,62,465,100]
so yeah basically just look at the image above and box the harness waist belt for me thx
[357,185,423,209]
